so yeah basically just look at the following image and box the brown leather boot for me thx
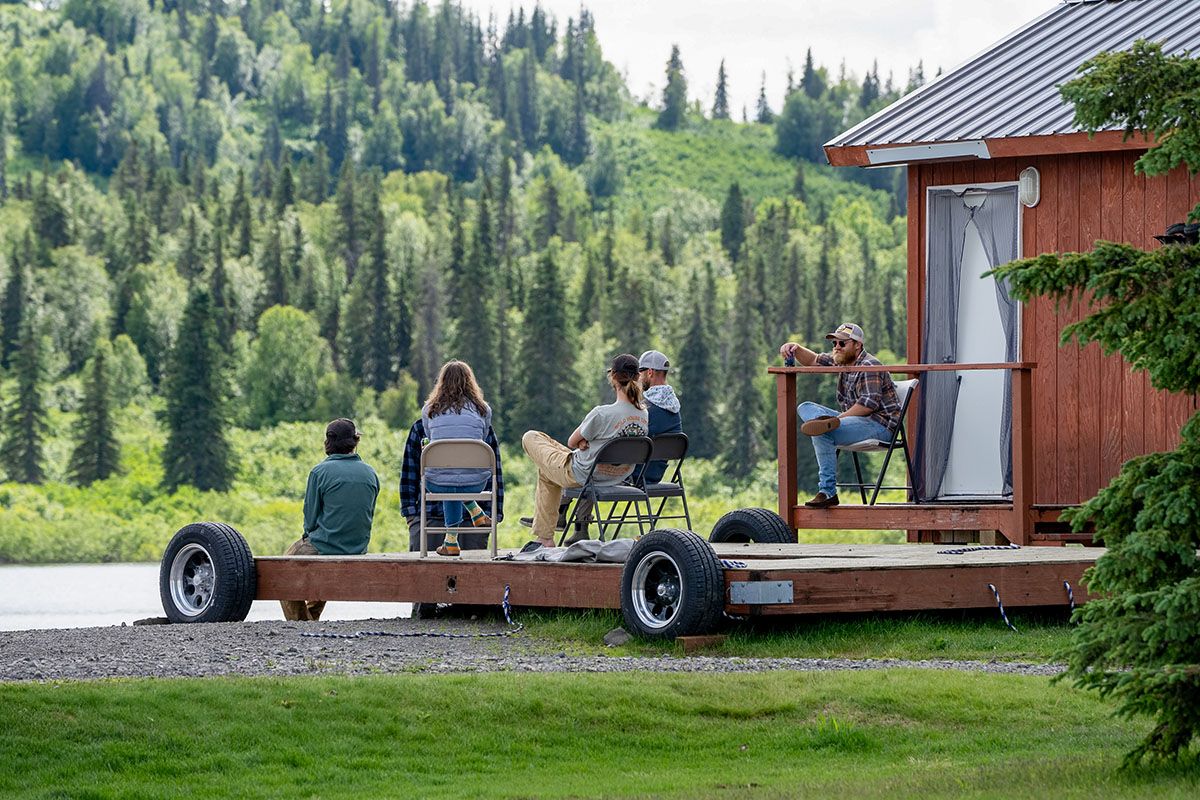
[804,492,840,508]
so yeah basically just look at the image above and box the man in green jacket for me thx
[281,418,381,621]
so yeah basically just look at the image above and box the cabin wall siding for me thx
[912,153,1198,508]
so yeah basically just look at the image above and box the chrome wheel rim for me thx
[630,551,684,630]
[169,543,216,617]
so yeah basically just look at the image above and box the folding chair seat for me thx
[419,439,498,557]
[836,378,919,505]
[560,436,653,545]
[641,433,692,530]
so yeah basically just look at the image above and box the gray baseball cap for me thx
[824,322,865,343]
[638,350,670,372]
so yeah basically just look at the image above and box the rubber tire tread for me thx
[708,507,795,544]
[159,522,256,623]
[620,528,724,639]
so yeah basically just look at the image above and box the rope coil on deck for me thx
[298,584,524,640]
[1063,580,1075,615]
[987,583,1019,633]
[936,544,1021,555]
[719,559,747,569]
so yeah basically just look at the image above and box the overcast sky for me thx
[456,0,1060,114]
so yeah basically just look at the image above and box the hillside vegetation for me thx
[0,0,917,561]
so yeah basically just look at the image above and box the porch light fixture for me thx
[1019,167,1040,208]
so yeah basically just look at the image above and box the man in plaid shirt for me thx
[779,322,901,508]
[399,418,505,551]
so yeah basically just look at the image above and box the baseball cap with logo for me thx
[824,322,865,343]
[638,350,670,372]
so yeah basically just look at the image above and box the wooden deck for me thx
[772,363,1041,545]
[255,543,1097,616]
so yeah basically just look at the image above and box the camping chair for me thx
[560,436,654,545]
[836,378,919,505]
[419,438,498,558]
[640,433,692,531]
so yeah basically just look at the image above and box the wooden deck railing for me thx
[768,363,1036,545]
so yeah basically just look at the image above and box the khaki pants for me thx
[521,431,582,541]
[280,537,327,621]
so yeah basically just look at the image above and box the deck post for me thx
[775,370,798,536]
[1010,366,1035,546]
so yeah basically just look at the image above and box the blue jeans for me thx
[797,402,891,497]
[425,481,487,527]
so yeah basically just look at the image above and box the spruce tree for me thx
[802,48,825,98]
[678,268,718,458]
[362,178,395,391]
[755,73,774,123]
[162,288,235,492]
[262,219,286,310]
[210,225,234,347]
[720,181,746,262]
[69,341,121,485]
[712,59,730,120]
[272,164,295,215]
[564,84,589,166]
[656,44,687,131]
[335,160,360,282]
[451,183,499,395]
[517,50,539,150]
[3,315,48,484]
[230,168,253,258]
[721,265,767,481]
[512,248,578,442]
[1,258,26,370]
[791,161,806,200]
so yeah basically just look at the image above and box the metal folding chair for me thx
[836,378,919,505]
[419,439,498,558]
[560,436,654,545]
[641,433,692,530]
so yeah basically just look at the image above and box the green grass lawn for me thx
[2,671,1196,799]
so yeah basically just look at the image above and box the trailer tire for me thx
[709,507,795,544]
[160,522,256,623]
[621,529,724,639]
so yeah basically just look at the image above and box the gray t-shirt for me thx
[571,399,650,485]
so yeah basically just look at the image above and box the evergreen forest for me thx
[0,0,921,559]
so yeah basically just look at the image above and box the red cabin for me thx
[773,0,1199,545]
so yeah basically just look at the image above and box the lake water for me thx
[0,563,411,631]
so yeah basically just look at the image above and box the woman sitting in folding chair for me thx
[422,360,495,557]
[521,353,649,550]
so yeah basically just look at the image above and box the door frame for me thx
[922,181,1023,498]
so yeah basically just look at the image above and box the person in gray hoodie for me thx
[636,350,683,484]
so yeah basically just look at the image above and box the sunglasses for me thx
[832,339,854,348]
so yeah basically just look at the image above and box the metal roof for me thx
[825,0,1200,160]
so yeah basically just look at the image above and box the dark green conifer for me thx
[721,265,767,481]
[656,45,687,131]
[451,182,499,394]
[720,181,746,262]
[69,342,121,485]
[678,267,718,458]
[230,168,252,258]
[0,104,8,202]
[512,248,578,442]
[712,60,730,120]
[1,256,26,369]
[3,316,48,484]
[162,288,235,492]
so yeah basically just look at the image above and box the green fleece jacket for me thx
[303,453,380,555]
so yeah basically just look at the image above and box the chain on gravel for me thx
[299,584,524,640]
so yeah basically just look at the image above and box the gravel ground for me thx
[0,617,1066,682]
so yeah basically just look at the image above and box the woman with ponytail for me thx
[520,353,649,549]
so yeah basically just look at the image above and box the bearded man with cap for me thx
[778,323,902,508]
[636,349,683,484]
[280,418,381,620]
